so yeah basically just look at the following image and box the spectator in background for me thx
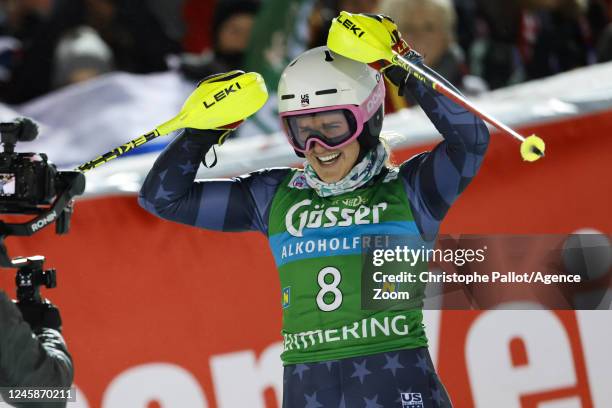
[308,0,382,48]
[378,0,487,113]
[181,0,216,54]
[451,0,478,63]
[0,0,54,40]
[52,25,113,88]
[145,0,187,45]
[470,0,595,89]
[0,0,54,92]
[595,0,612,61]
[1,0,180,104]
[179,0,260,82]
[83,0,179,74]
[598,24,612,61]
[585,0,610,46]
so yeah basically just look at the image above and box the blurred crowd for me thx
[1,0,611,108]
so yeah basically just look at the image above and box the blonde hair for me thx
[380,131,401,169]
[379,0,457,40]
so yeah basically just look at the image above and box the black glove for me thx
[16,299,63,333]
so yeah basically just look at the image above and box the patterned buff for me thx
[303,143,388,197]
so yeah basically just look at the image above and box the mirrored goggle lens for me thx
[283,109,357,150]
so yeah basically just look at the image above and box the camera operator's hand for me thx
[16,298,62,333]
[0,291,73,407]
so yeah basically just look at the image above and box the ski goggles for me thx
[279,79,385,153]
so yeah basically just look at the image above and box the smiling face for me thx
[282,106,365,183]
[294,111,361,182]
[294,110,351,144]
[305,139,360,183]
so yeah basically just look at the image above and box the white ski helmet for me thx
[277,46,385,156]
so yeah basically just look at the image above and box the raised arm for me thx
[392,63,490,240]
[138,129,289,234]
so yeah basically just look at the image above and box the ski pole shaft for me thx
[391,52,544,158]
[76,129,161,173]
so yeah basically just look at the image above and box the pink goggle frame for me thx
[279,78,385,153]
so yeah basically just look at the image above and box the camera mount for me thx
[0,117,86,330]
[0,171,85,306]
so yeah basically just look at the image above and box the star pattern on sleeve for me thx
[181,138,197,152]
[154,184,173,201]
[431,105,445,120]
[178,160,198,175]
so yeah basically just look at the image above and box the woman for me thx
[139,18,489,407]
